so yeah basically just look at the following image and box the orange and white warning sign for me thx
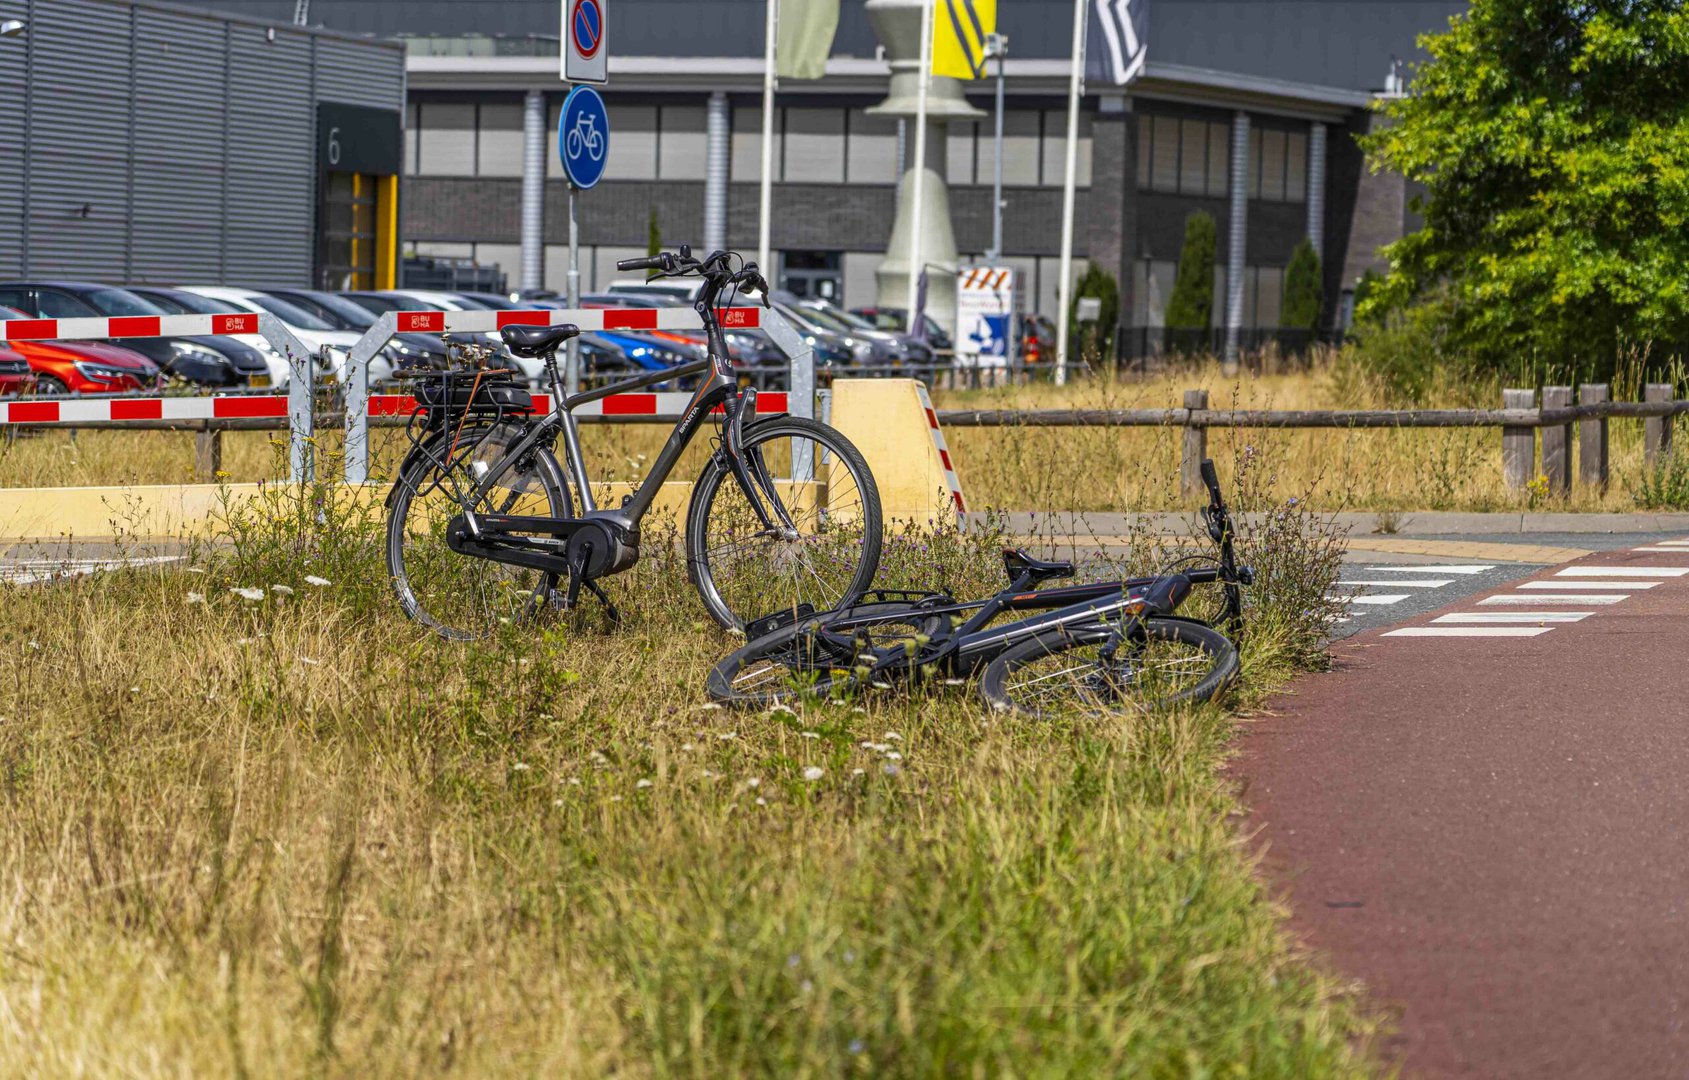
[955,265,1014,369]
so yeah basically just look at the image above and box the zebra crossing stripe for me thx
[1433,612,1591,624]
[1557,566,1689,577]
[1384,627,1555,638]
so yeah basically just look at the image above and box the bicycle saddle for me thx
[500,323,581,357]
[1002,548,1075,584]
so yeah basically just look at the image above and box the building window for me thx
[999,109,1041,186]
[1247,124,1307,204]
[1138,114,1227,197]
[1243,265,1285,326]
[477,102,524,178]
[415,101,476,177]
[948,119,977,185]
[658,105,708,180]
[784,108,846,183]
[849,109,899,184]
[1041,110,1092,188]
[605,104,657,180]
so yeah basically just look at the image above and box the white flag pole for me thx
[1054,0,1086,386]
[758,0,779,277]
[904,0,935,327]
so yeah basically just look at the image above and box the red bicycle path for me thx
[1237,545,1689,1078]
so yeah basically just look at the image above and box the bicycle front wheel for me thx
[386,423,572,641]
[978,617,1239,717]
[686,416,882,630]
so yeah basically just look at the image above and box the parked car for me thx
[0,282,268,387]
[772,300,892,369]
[124,285,290,387]
[262,288,448,373]
[177,286,387,385]
[787,294,933,365]
[850,307,955,352]
[340,288,512,369]
[0,344,37,396]
[0,306,160,394]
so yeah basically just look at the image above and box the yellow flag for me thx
[931,0,995,80]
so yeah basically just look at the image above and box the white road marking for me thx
[1515,580,1657,590]
[1480,593,1626,605]
[1631,547,1689,553]
[1557,566,1689,577]
[1385,626,1555,638]
[1432,612,1592,623]
[1336,579,1455,589]
[1349,594,1411,606]
[0,554,184,585]
[1362,564,1495,575]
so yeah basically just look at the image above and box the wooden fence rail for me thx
[937,385,1684,499]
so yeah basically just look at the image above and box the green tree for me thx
[1362,0,1689,375]
[1067,262,1120,362]
[646,208,662,280]
[1281,237,1323,332]
[1165,213,1217,330]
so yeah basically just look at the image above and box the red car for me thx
[0,345,35,395]
[1,306,160,394]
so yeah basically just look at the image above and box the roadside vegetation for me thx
[5,348,1684,514]
[0,440,1374,1075]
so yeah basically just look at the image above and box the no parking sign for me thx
[562,0,608,83]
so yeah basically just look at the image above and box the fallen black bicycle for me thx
[384,247,883,638]
[707,460,1251,715]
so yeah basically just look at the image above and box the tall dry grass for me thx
[0,459,1376,1076]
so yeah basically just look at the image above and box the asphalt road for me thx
[1240,534,1689,1078]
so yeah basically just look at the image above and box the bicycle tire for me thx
[978,617,1239,717]
[706,600,952,707]
[386,422,572,641]
[686,415,883,631]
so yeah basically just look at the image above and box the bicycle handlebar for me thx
[617,247,772,309]
[616,254,668,272]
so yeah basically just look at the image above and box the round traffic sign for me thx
[572,0,603,60]
[558,85,610,189]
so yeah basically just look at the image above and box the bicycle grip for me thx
[1199,458,1220,495]
[618,255,665,272]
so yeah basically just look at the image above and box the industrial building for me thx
[7,0,1467,350]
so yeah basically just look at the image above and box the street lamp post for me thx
[1,19,28,37]
[985,32,1008,264]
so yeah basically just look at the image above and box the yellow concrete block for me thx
[828,378,955,526]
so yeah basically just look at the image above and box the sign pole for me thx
[1054,0,1085,387]
[904,0,934,326]
[757,0,778,280]
[566,183,581,395]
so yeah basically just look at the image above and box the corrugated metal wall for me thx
[0,0,405,287]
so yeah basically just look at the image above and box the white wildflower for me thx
[298,656,318,666]
[884,731,902,742]
[304,575,332,587]
[186,592,205,604]
[768,703,797,719]
[755,797,767,806]
[718,732,737,741]
[851,768,866,777]
[270,584,294,596]
[745,777,761,789]
[636,778,653,789]
[884,751,903,762]
[802,766,824,781]
[799,731,819,740]
[230,587,264,601]
[511,762,530,772]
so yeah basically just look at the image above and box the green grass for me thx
[0,461,1376,1076]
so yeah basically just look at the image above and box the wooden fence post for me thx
[1541,386,1572,496]
[1578,383,1609,494]
[1180,388,1208,500]
[1645,383,1674,466]
[1501,388,1535,490]
[194,422,223,482]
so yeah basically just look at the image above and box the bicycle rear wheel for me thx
[978,617,1238,717]
[386,423,571,640]
[687,416,882,630]
[706,601,950,707]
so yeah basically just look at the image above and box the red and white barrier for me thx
[0,312,261,342]
[914,382,968,516]
[0,390,794,426]
[382,306,762,336]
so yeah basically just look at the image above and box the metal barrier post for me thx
[345,313,396,485]
[255,313,316,482]
[759,307,816,480]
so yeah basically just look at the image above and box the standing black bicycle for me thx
[384,247,883,638]
[708,460,1251,715]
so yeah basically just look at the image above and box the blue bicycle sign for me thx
[559,86,610,189]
